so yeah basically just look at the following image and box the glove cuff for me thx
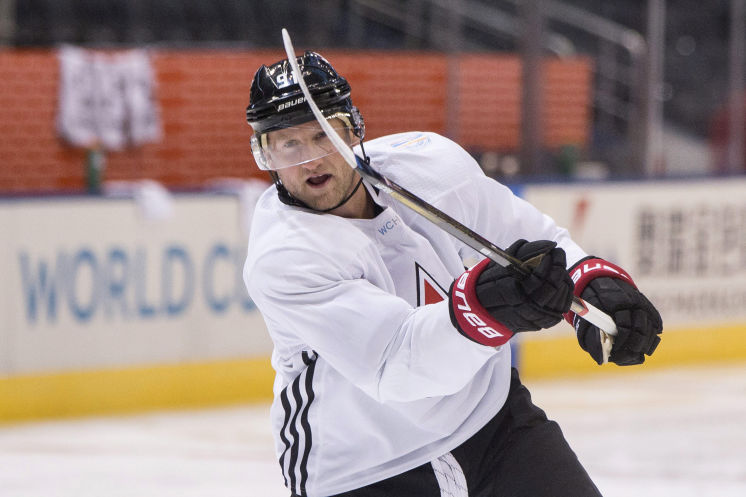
[449,258,514,347]
[563,256,637,325]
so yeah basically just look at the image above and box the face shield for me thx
[250,111,362,171]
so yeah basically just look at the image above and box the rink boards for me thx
[2,178,745,421]
[0,192,275,421]
[518,176,746,375]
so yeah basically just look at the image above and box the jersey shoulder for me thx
[359,132,485,202]
[245,188,375,291]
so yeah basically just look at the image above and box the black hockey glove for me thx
[566,258,663,366]
[449,239,574,347]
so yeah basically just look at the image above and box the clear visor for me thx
[251,113,361,170]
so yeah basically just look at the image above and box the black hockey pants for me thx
[329,368,603,497]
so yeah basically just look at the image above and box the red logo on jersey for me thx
[415,263,447,306]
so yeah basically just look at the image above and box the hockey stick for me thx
[281,28,616,362]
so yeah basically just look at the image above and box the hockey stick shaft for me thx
[280,29,617,353]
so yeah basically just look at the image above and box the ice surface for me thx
[527,364,746,497]
[1,363,744,497]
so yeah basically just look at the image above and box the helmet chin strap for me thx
[315,175,364,213]
[271,166,365,214]
[273,174,364,213]
[272,142,370,213]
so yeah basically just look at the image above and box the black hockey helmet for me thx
[246,51,359,133]
[246,51,365,170]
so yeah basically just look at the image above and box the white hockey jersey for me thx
[244,132,587,496]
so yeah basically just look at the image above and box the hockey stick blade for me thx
[280,29,616,361]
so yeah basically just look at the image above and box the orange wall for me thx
[0,49,592,193]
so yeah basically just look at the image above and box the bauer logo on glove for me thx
[566,256,663,366]
[449,240,574,347]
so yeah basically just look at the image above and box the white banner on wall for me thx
[0,193,272,377]
[522,177,746,329]
[57,46,162,150]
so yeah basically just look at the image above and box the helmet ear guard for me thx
[349,105,365,141]
[250,134,269,170]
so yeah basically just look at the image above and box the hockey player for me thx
[243,52,662,497]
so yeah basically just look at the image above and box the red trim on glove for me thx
[563,258,637,325]
[451,258,515,347]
